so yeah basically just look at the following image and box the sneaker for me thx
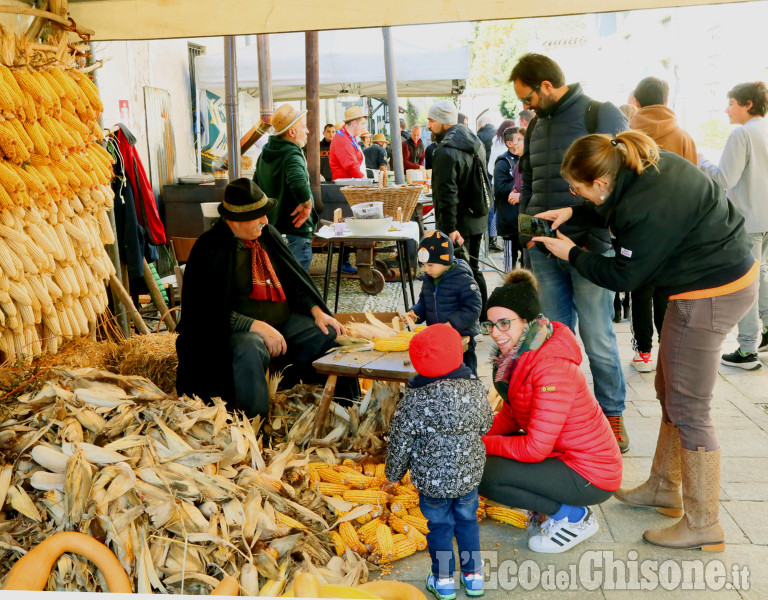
[721,349,761,370]
[759,329,768,352]
[426,573,456,600]
[489,239,503,252]
[632,351,654,373]
[340,262,357,275]
[460,572,485,597]
[607,415,630,454]
[527,509,599,554]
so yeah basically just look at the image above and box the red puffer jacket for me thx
[329,127,365,180]
[483,322,622,491]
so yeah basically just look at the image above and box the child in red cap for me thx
[385,323,493,600]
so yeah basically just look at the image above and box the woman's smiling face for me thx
[486,306,527,354]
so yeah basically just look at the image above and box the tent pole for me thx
[305,31,322,212]
[257,34,274,128]
[224,35,241,181]
[382,27,404,185]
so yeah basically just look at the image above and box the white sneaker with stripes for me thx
[527,509,599,553]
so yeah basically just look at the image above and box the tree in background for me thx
[406,100,419,128]
[698,118,730,151]
[469,20,531,120]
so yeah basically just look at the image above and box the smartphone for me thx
[519,214,558,238]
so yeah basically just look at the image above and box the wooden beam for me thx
[143,259,176,333]
[305,30,321,212]
[108,274,150,335]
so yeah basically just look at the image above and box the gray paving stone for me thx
[721,481,768,501]
[722,501,768,545]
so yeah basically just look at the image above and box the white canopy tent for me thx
[194,30,469,100]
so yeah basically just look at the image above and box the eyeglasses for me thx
[568,184,581,197]
[518,84,540,106]
[479,318,518,334]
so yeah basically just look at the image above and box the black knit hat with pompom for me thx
[485,269,541,322]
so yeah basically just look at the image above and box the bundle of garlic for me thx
[0,33,115,363]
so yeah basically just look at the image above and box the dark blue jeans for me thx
[419,488,482,579]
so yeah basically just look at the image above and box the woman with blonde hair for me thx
[533,130,756,552]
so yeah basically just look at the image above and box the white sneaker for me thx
[527,509,599,553]
[631,351,654,373]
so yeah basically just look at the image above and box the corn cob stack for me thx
[0,50,115,362]
[313,457,530,566]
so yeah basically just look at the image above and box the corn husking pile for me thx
[0,26,115,362]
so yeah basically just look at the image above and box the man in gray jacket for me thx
[510,53,630,452]
[700,81,768,370]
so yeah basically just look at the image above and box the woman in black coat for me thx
[493,127,524,272]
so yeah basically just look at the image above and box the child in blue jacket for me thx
[407,231,482,374]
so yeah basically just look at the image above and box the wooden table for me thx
[312,348,414,438]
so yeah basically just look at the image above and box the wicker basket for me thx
[340,180,422,221]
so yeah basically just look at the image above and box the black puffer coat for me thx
[431,124,488,237]
[520,83,627,253]
[493,151,519,238]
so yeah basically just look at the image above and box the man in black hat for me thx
[176,178,348,417]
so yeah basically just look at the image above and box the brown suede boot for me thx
[614,420,683,517]
[643,447,725,552]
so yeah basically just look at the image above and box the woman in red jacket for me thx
[479,270,622,553]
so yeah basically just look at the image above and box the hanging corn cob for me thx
[0,27,116,363]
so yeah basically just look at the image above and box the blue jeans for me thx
[284,234,313,271]
[528,246,626,416]
[419,488,482,579]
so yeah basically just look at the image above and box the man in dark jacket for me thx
[176,179,347,418]
[493,126,523,271]
[427,100,490,316]
[510,53,630,451]
[254,104,317,271]
[319,123,335,182]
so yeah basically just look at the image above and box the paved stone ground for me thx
[379,253,768,599]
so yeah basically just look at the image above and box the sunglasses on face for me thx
[479,318,519,334]
[518,84,541,106]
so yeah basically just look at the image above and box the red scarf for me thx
[243,239,286,302]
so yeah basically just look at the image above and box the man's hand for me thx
[534,207,573,230]
[250,320,287,357]
[508,190,520,205]
[312,306,345,336]
[448,230,464,246]
[291,201,312,228]
[532,230,577,261]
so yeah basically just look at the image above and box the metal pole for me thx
[224,35,241,181]
[382,27,404,185]
[305,31,322,212]
[257,34,274,127]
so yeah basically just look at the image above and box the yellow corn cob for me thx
[388,515,411,534]
[328,531,346,557]
[8,117,33,152]
[391,533,407,545]
[30,70,56,112]
[415,325,427,332]
[0,121,19,161]
[50,117,77,149]
[342,459,362,473]
[41,69,66,99]
[39,115,62,147]
[485,506,528,528]
[318,467,350,486]
[71,71,104,112]
[394,483,418,497]
[361,457,377,477]
[476,508,486,522]
[307,461,331,472]
[11,164,45,195]
[404,526,428,551]
[402,514,430,535]
[354,512,374,526]
[0,183,13,209]
[29,154,52,168]
[24,121,49,156]
[48,143,64,162]
[391,494,419,509]
[389,502,408,518]
[375,523,395,560]
[374,463,386,479]
[0,66,22,110]
[275,511,307,531]
[60,109,91,136]
[12,69,44,104]
[0,82,15,113]
[338,522,364,554]
[373,337,410,352]
[51,68,80,102]
[91,140,115,165]
[393,537,418,560]
[407,505,426,519]
[316,482,349,496]
[20,88,38,123]
[342,489,391,505]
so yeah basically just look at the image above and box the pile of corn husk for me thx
[0,367,391,594]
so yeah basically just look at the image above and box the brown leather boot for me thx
[643,447,725,552]
[614,420,683,517]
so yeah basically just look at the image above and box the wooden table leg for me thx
[323,241,334,302]
[314,374,338,438]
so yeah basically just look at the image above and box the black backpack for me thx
[466,149,493,217]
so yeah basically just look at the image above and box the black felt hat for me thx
[218,178,276,222]
[486,269,541,322]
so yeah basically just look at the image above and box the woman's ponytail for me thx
[561,130,660,184]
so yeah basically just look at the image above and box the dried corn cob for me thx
[328,531,346,557]
[338,521,364,554]
[342,489,391,505]
[485,506,528,528]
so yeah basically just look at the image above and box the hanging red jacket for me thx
[115,128,167,245]
[483,322,622,491]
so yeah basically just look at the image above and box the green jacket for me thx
[254,136,316,238]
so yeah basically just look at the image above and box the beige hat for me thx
[272,103,307,135]
[343,105,366,122]
[361,130,371,137]
[372,133,388,143]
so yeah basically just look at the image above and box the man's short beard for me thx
[536,92,557,113]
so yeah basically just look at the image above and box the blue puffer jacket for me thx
[520,83,627,253]
[410,258,482,337]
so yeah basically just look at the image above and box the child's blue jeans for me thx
[419,487,482,579]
